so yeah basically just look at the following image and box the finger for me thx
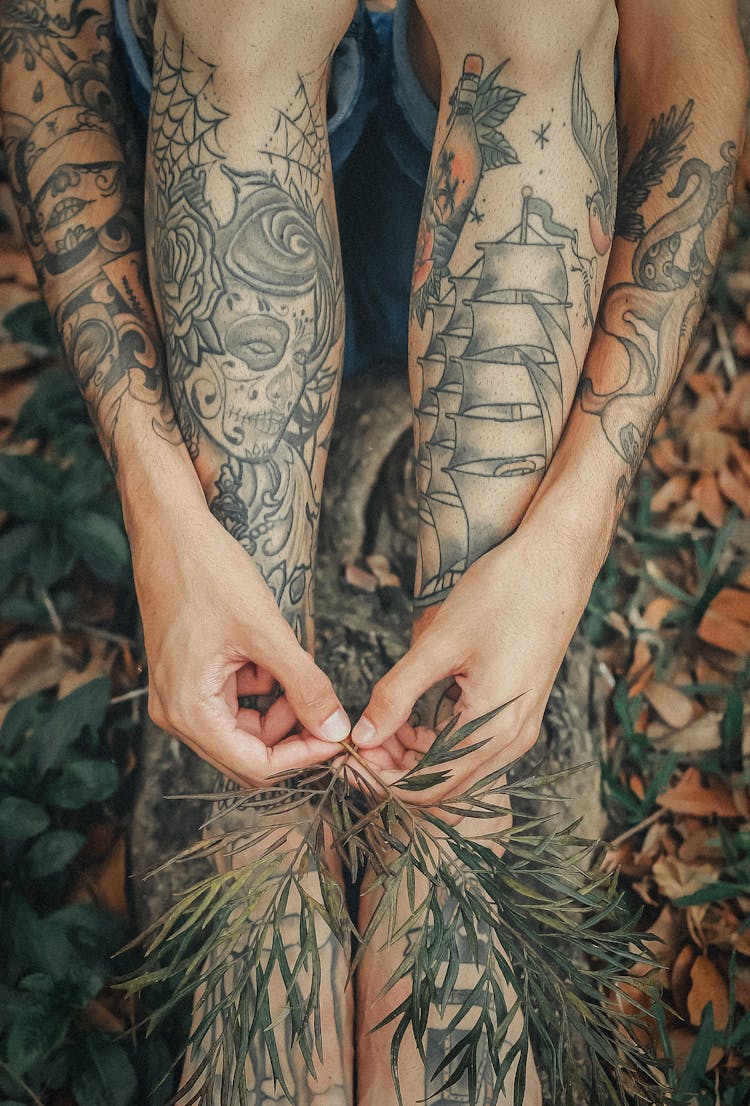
[236,663,276,697]
[395,723,435,753]
[183,694,343,783]
[351,633,459,748]
[270,636,350,745]
[235,695,298,746]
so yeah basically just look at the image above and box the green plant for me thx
[0,683,175,1106]
[123,708,673,1106]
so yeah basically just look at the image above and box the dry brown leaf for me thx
[688,428,733,474]
[652,855,721,900]
[656,766,740,819]
[708,586,750,625]
[730,441,750,481]
[0,342,30,374]
[691,473,728,528]
[689,901,747,955]
[650,711,722,755]
[641,596,680,631]
[677,821,725,864]
[0,281,39,319]
[632,905,683,984]
[647,435,684,476]
[717,464,750,515]
[687,954,729,1030]
[57,643,115,698]
[0,635,77,700]
[671,943,698,1016]
[89,835,128,917]
[0,376,36,424]
[643,681,695,729]
[627,638,655,697]
[697,607,750,656]
[721,372,750,431]
[651,473,691,513]
[81,998,125,1035]
[343,563,378,593]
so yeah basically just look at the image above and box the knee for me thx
[156,0,357,69]
[419,0,618,77]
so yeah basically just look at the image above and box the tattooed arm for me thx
[0,0,179,473]
[0,0,351,783]
[353,0,747,797]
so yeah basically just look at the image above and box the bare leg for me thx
[143,1,357,1100]
[356,1,618,1102]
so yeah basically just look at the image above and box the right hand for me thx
[130,503,351,786]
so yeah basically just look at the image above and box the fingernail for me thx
[352,717,377,747]
[321,709,351,743]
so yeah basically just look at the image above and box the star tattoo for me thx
[469,206,484,224]
[533,121,551,148]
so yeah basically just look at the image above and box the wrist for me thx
[521,429,621,590]
[114,422,209,541]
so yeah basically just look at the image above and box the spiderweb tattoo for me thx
[150,38,227,176]
[262,56,330,190]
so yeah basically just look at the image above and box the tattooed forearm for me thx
[147,36,344,640]
[411,52,597,607]
[0,0,179,470]
[576,98,737,502]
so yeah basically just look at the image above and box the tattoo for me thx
[571,50,618,256]
[532,121,550,149]
[404,892,527,1105]
[147,37,344,638]
[186,800,352,1105]
[578,98,736,501]
[0,0,178,470]
[412,56,523,325]
[412,54,585,606]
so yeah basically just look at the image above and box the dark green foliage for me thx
[123,709,673,1106]
[0,686,177,1105]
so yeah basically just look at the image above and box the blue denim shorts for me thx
[113,0,437,375]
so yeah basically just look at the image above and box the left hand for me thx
[350,518,596,807]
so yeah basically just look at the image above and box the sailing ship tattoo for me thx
[412,54,584,607]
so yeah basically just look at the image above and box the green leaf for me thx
[0,454,61,521]
[63,511,129,570]
[6,1001,71,1075]
[0,694,45,754]
[35,676,111,774]
[0,524,38,592]
[674,880,750,907]
[72,1039,138,1106]
[44,758,119,808]
[0,796,50,841]
[15,367,87,443]
[24,829,86,878]
[2,300,60,352]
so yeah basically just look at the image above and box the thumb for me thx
[272,638,350,745]
[351,632,458,748]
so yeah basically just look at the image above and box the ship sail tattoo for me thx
[415,187,579,605]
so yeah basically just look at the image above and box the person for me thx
[0,0,746,1102]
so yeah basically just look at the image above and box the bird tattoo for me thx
[571,51,618,255]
